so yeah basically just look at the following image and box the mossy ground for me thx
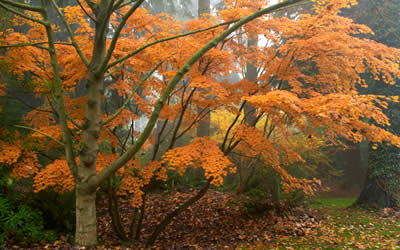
[262,197,400,249]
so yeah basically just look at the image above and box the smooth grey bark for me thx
[75,1,113,244]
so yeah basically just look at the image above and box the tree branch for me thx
[100,0,145,73]
[112,0,135,11]
[0,2,47,25]
[106,19,238,70]
[15,125,64,146]
[105,59,126,78]
[102,61,162,127]
[75,0,96,23]
[0,0,43,12]
[84,0,97,13]
[41,0,78,179]
[146,178,212,247]
[175,106,213,141]
[0,41,72,49]
[92,0,306,189]
[222,101,246,152]
[49,0,90,67]
[167,87,197,150]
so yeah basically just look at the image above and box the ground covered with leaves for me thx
[4,192,400,249]
[268,198,400,249]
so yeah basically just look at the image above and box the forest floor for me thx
[5,191,400,249]
[266,197,400,249]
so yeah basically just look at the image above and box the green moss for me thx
[307,197,356,209]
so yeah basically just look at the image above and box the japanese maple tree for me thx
[0,0,400,247]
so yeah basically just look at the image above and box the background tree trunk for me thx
[344,142,363,189]
[236,36,258,194]
[355,167,397,208]
[347,0,400,208]
[196,0,211,138]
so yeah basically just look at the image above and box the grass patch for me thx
[263,197,400,248]
[307,197,356,209]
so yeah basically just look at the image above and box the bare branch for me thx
[0,41,72,49]
[0,2,47,25]
[41,0,78,178]
[75,0,96,23]
[49,0,90,67]
[100,0,145,73]
[113,0,139,11]
[32,72,82,130]
[221,101,246,152]
[175,106,214,141]
[106,19,238,70]
[112,0,128,11]
[167,87,197,150]
[15,125,64,146]
[105,59,126,78]
[102,61,162,127]
[92,0,307,188]
[0,0,43,12]
[7,94,54,114]
[84,0,97,13]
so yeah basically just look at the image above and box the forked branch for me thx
[102,61,162,127]
[100,0,145,73]
[106,19,239,70]
[92,0,306,189]
[0,0,43,12]
[49,0,90,67]
[15,125,64,146]
[0,2,47,25]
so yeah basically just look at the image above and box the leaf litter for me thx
[3,190,400,249]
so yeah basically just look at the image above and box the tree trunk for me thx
[198,0,210,16]
[75,186,97,246]
[355,167,397,208]
[236,35,258,193]
[236,162,256,195]
[355,144,399,208]
[345,142,363,188]
[196,0,211,138]
[74,3,111,245]
[236,166,249,194]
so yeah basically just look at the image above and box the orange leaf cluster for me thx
[0,83,5,96]
[119,160,167,207]
[162,138,235,186]
[0,140,21,165]
[2,0,400,200]
[11,150,39,180]
[34,159,75,193]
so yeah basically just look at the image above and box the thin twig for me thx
[102,61,162,126]
[15,125,64,146]
[106,19,239,70]
[49,0,90,67]
[75,0,96,23]
[0,2,47,25]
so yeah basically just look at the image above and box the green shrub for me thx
[32,190,75,234]
[0,196,57,245]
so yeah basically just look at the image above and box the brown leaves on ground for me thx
[98,190,320,248]
[5,191,400,249]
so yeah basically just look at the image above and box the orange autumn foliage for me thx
[0,0,400,205]
[162,137,235,186]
